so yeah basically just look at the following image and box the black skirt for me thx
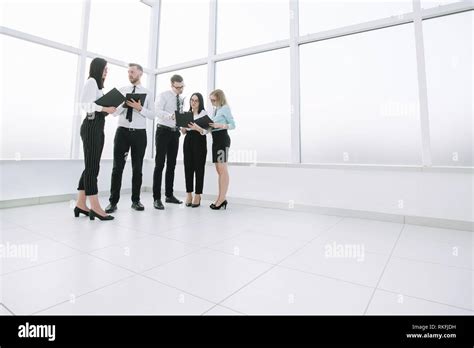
[211,130,231,163]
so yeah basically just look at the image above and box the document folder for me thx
[193,115,213,129]
[175,111,194,128]
[124,93,147,108]
[95,88,126,108]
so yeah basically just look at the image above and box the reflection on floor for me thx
[0,192,472,315]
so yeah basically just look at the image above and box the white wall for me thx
[170,162,473,223]
[0,160,139,201]
[1,160,472,225]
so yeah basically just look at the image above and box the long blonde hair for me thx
[210,89,228,108]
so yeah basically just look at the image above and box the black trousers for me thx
[109,127,147,204]
[152,126,180,200]
[183,130,207,194]
[77,113,105,196]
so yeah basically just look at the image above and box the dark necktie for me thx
[126,85,136,122]
[176,94,180,113]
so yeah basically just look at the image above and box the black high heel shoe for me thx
[74,206,89,217]
[210,200,227,210]
[192,197,201,208]
[185,198,193,207]
[89,209,114,221]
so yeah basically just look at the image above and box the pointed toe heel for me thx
[89,210,114,221]
[210,200,228,210]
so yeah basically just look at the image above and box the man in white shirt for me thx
[152,74,185,210]
[105,63,155,213]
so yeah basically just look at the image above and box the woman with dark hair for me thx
[181,92,209,208]
[74,57,117,221]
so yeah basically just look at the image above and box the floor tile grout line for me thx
[204,242,380,291]
[4,198,470,315]
[195,223,473,274]
[200,246,278,267]
[32,274,137,315]
[0,226,146,277]
[88,244,208,275]
[3,226,254,312]
[208,218,347,311]
[137,272,222,308]
[363,224,406,314]
[208,263,280,311]
[1,227,209,314]
[227,222,343,244]
[273,217,346,266]
[374,287,474,313]
[0,302,15,315]
[275,264,376,290]
[0,253,86,277]
[200,303,247,316]
[389,254,474,272]
[113,216,204,236]
[84,247,228,307]
[144,229,247,250]
[33,247,218,315]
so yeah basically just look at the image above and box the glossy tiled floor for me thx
[0,193,472,315]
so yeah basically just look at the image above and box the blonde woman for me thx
[208,89,235,210]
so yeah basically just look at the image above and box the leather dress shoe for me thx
[165,195,182,204]
[153,199,164,210]
[131,201,145,211]
[105,203,117,214]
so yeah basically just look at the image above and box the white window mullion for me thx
[207,0,218,98]
[290,0,301,163]
[146,0,161,160]
[71,0,91,160]
[413,0,432,167]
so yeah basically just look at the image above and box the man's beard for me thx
[130,77,139,84]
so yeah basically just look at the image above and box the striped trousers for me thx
[77,113,105,196]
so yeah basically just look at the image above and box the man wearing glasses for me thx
[152,74,185,210]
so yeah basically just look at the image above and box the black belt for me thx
[157,124,178,132]
[119,126,145,132]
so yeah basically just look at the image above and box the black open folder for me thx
[175,111,194,128]
[194,115,213,129]
[95,88,125,107]
[123,93,147,108]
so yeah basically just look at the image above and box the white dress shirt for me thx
[155,90,184,128]
[80,78,104,114]
[112,84,155,129]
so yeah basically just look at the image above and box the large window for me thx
[1,0,83,47]
[88,0,151,66]
[0,35,77,159]
[299,0,412,36]
[300,24,421,165]
[158,0,210,67]
[216,0,289,53]
[423,11,473,166]
[215,49,291,163]
[0,0,471,169]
